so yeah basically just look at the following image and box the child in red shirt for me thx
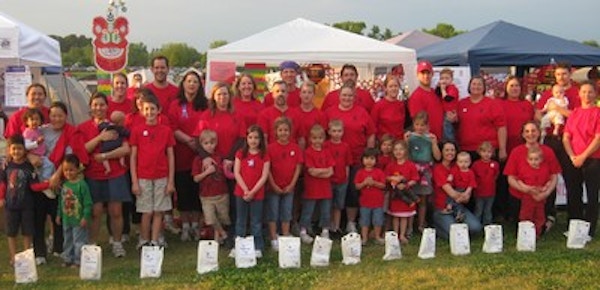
[434,68,459,142]
[192,129,230,244]
[355,148,387,245]
[385,140,420,244]
[232,125,270,258]
[377,134,394,170]
[130,93,176,247]
[266,117,303,251]
[300,124,335,244]
[324,119,352,236]
[472,142,500,225]
[445,152,476,222]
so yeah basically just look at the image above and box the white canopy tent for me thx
[206,18,417,92]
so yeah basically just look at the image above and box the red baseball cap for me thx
[417,61,433,73]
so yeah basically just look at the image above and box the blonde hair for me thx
[274,116,292,132]
[301,80,316,92]
[527,146,543,159]
[328,119,343,130]
[457,151,471,161]
[478,141,494,153]
[414,111,429,125]
[310,124,326,138]
[199,129,217,143]
[440,68,454,78]
[380,134,395,146]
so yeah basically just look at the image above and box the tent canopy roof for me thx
[386,30,444,50]
[418,20,600,70]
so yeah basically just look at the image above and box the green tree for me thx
[152,43,201,67]
[332,21,367,35]
[127,42,149,66]
[367,25,395,40]
[383,28,394,40]
[209,40,228,49]
[62,45,93,67]
[583,40,599,47]
[423,23,465,39]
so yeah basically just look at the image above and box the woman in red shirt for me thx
[232,73,263,131]
[371,74,406,141]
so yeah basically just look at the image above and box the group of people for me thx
[1,56,599,267]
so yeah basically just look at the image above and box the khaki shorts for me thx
[200,194,230,227]
[136,178,172,213]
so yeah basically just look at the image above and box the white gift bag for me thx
[310,236,332,267]
[450,223,471,256]
[383,231,402,261]
[341,232,361,265]
[140,246,164,278]
[80,245,102,280]
[14,248,37,284]
[567,219,591,249]
[197,240,219,274]
[517,221,536,252]
[235,236,257,268]
[278,236,301,269]
[482,225,503,254]
[418,228,436,259]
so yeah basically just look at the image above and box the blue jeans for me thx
[443,113,456,142]
[300,199,332,231]
[266,192,294,222]
[359,207,384,227]
[39,156,56,181]
[475,197,495,226]
[332,182,349,210]
[432,204,482,240]
[235,196,264,250]
[62,224,88,265]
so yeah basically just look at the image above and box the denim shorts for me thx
[86,173,132,203]
[332,182,349,210]
[345,166,360,207]
[266,192,294,222]
[359,207,384,227]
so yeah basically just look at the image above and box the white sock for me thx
[182,222,190,230]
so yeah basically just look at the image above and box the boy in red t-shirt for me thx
[300,124,335,244]
[355,148,387,245]
[192,129,230,244]
[324,119,352,236]
[130,93,176,248]
[435,68,459,142]
[445,152,476,222]
[471,142,500,226]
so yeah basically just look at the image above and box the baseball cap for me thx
[280,60,300,71]
[417,61,433,73]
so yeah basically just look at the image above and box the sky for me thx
[1,0,598,51]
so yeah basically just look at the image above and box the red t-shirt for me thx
[500,99,534,153]
[564,107,600,159]
[536,85,580,136]
[263,87,301,108]
[408,87,444,139]
[511,162,552,198]
[457,97,506,151]
[129,123,175,179]
[324,105,375,165]
[504,144,561,199]
[371,98,406,140]
[107,98,134,117]
[324,140,352,184]
[384,160,420,213]
[322,88,375,112]
[432,163,453,210]
[124,113,170,131]
[191,154,228,197]
[267,141,303,189]
[195,110,246,159]
[166,100,205,171]
[5,106,50,137]
[296,107,327,142]
[78,119,127,179]
[233,98,264,130]
[449,166,477,190]
[355,168,386,208]
[234,150,270,200]
[146,82,179,111]
[303,146,335,199]
[471,159,499,198]
[439,84,459,113]
[257,106,301,144]
[377,154,392,171]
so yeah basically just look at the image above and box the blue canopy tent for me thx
[417,20,600,75]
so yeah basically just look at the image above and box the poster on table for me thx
[431,66,471,99]
[4,65,31,107]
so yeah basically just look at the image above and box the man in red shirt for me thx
[263,61,301,108]
[321,64,375,112]
[258,81,301,144]
[146,56,179,110]
[408,61,446,140]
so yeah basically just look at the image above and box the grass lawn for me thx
[1,215,599,289]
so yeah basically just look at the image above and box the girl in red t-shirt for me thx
[232,125,270,258]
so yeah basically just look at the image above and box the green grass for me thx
[1,216,600,289]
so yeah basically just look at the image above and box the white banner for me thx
[4,65,31,107]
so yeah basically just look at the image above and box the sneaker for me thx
[563,231,569,238]
[122,234,130,243]
[271,239,279,252]
[375,238,385,245]
[190,227,200,241]
[300,232,314,244]
[108,236,115,245]
[35,257,47,265]
[320,230,330,239]
[361,239,368,246]
[164,221,181,235]
[137,239,149,250]
[157,235,168,248]
[112,242,126,258]
[181,230,191,242]
[228,249,236,258]
[346,222,358,234]
[255,250,263,259]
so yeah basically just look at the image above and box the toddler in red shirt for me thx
[471,142,500,226]
[434,68,459,142]
[377,134,394,170]
[445,152,476,222]
[355,148,387,245]
[324,119,352,236]
[192,129,230,244]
